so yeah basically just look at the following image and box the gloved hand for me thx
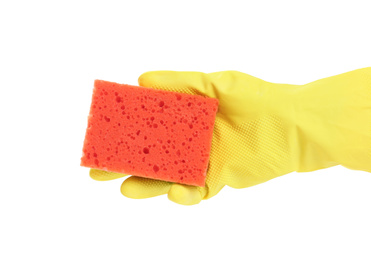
[90,67,371,205]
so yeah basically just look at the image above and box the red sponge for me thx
[81,80,219,186]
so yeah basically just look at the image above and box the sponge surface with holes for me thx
[81,80,219,186]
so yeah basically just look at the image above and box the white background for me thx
[1,1,371,259]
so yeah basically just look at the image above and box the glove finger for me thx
[138,71,216,98]
[89,169,127,181]
[168,184,207,206]
[121,176,172,199]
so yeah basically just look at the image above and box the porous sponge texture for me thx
[81,80,219,186]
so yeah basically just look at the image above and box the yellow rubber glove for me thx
[90,67,371,205]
